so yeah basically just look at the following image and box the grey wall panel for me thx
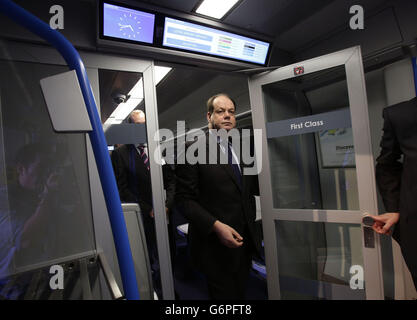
[40,70,92,132]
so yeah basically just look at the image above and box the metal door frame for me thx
[248,46,384,300]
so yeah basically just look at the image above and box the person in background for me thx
[367,96,417,291]
[111,109,175,298]
[0,143,59,299]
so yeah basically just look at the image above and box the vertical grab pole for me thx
[0,0,140,300]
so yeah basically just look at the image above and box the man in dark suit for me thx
[110,110,175,298]
[368,96,417,290]
[175,93,261,299]
[111,110,173,215]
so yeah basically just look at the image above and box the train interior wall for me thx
[0,0,417,300]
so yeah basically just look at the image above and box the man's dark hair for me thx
[206,93,236,114]
[14,143,46,167]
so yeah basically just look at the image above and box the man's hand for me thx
[369,212,400,235]
[39,172,60,202]
[212,220,243,248]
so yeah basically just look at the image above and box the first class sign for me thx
[266,108,352,139]
[290,120,324,130]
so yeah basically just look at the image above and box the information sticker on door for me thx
[294,66,305,76]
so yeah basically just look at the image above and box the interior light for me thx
[195,0,240,19]
[154,66,172,85]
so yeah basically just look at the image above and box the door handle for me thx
[362,212,375,248]
[362,212,375,227]
[363,226,375,248]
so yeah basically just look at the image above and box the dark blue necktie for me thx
[228,142,242,186]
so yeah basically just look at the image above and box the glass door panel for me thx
[0,59,96,299]
[263,67,359,211]
[98,69,161,300]
[276,220,364,300]
[249,47,384,300]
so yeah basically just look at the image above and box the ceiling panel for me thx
[137,0,340,49]
[128,0,405,55]
[275,0,391,52]
[223,0,295,37]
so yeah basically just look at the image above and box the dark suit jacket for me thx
[175,132,261,274]
[111,144,175,214]
[376,97,417,275]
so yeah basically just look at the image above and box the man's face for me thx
[207,95,236,131]
[17,155,43,190]
[131,111,146,124]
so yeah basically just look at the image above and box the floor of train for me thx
[169,237,268,300]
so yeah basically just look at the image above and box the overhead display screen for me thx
[162,17,270,65]
[102,2,155,44]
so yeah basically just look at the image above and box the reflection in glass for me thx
[262,67,359,210]
[276,220,365,300]
[99,69,144,125]
[100,69,176,299]
[0,60,95,299]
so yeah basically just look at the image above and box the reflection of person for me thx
[110,109,175,297]
[111,109,175,216]
[0,143,59,298]
[175,94,261,299]
[368,97,417,290]
[111,110,154,214]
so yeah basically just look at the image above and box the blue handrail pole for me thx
[0,0,140,300]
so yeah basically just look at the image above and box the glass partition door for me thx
[0,58,97,299]
[249,46,384,299]
[0,40,174,299]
